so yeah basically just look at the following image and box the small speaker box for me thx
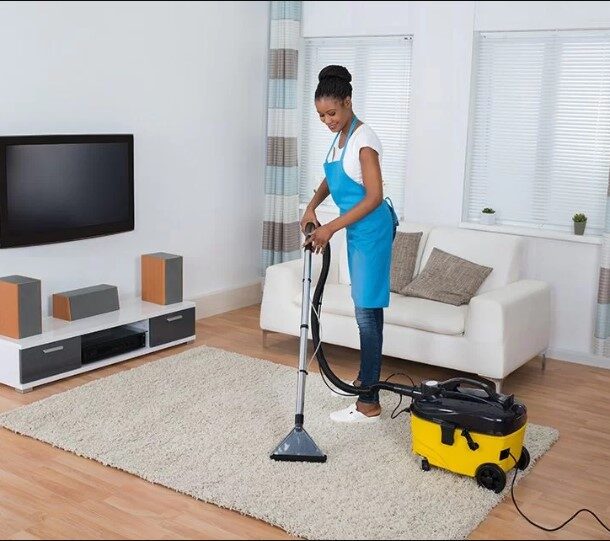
[53,284,120,321]
[0,275,42,339]
[141,252,183,305]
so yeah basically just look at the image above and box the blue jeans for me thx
[355,306,384,404]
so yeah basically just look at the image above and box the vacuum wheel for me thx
[517,447,530,471]
[475,463,506,493]
[421,458,430,472]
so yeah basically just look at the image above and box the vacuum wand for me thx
[270,222,327,462]
[294,222,317,428]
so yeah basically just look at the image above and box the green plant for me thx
[573,213,587,223]
[482,208,495,214]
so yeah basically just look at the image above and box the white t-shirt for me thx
[327,123,383,185]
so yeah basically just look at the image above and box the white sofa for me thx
[259,222,551,389]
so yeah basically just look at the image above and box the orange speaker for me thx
[141,253,183,305]
[0,275,42,339]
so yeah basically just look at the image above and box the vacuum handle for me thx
[304,222,317,235]
[439,377,497,398]
[303,222,317,252]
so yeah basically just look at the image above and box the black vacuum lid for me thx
[410,383,527,436]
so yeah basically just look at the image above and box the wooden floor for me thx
[1,304,609,540]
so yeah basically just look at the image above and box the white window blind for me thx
[464,30,610,235]
[300,36,412,217]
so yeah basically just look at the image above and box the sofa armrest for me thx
[262,258,304,299]
[465,280,551,374]
[260,254,335,331]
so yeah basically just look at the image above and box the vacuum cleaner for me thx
[270,222,530,493]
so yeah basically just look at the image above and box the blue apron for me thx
[324,116,398,308]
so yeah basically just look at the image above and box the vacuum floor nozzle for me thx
[270,427,327,463]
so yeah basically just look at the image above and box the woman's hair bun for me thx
[318,65,352,83]
[315,65,353,100]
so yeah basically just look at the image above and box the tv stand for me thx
[0,298,196,392]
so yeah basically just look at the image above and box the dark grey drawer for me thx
[20,337,82,384]
[149,308,195,347]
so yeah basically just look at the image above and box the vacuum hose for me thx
[305,223,420,400]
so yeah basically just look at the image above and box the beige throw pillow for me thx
[401,248,493,306]
[390,231,423,294]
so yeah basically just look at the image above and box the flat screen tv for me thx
[0,134,134,248]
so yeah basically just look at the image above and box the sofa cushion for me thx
[386,293,468,335]
[401,248,493,306]
[339,221,434,285]
[390,231,423,293]
[419,227,523,293]
[293,283,467,335]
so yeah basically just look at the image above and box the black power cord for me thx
[384,372,415,420]
[508,452,610,533]
[385,371,416,388]
[390,394,410,420]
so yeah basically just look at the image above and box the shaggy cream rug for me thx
[0,345,559,540]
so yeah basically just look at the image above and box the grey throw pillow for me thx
[401,248,493,306]
[390,231,423,293]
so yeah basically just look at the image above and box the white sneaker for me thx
[329,380,359,397]
[329,403,380,424]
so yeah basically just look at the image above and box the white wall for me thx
[303,0,610,366]
[0,1,269,317]
[475,1,610,31]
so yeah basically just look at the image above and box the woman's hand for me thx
[303,223,335,254]
[300,207,320,233]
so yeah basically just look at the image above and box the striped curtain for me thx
[262,1,302,271]
[595,179,610,355]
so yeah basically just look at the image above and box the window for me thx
[464,30,610,235]
[300,36,412,217]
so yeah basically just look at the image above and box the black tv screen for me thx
[0,135,134,248]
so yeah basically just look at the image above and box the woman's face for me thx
[315,97,352,133]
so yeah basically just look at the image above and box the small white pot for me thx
[480,212,496,225]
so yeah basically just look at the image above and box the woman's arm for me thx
[307,179,330,211]
[300,179,329,233]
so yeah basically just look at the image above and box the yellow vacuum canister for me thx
[410,378,530,493]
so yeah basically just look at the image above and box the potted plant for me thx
[480,207,496,225]
[573,213,587,235]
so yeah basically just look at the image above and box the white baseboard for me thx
[190,280,263,319]
[546,348,610,370]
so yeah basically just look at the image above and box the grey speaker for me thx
[53,284,119,321]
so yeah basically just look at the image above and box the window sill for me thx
[459,222,602,245]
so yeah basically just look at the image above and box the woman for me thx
[302,65,398,424]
